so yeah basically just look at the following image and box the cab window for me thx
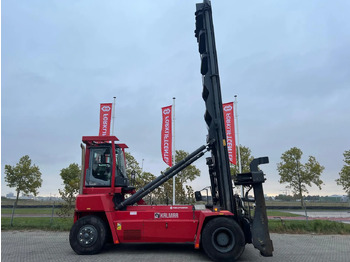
[115,147,126,178]
[85,147,112,186]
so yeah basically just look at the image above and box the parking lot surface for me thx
[1,231,350,262]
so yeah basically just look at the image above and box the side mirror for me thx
[130,170,136,186]
[195,191,202,201]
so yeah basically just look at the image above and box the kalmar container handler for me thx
[69,1,273,261]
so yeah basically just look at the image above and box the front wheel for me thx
[69,215,107,255]
[201,217,245,262]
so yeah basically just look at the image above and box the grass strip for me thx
[266,210,302,217]
[1,208,56,215]
[1,217,73,231]
[268,219,350,234]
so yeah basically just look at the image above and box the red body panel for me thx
[74,194,234,246]
[112,205,199,243]
[76,194,115,213]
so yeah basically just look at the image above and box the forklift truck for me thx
[69,1,273,261]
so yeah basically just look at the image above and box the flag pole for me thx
[112,97,116,136]
[234,95,243,197]
[172,97,176,205]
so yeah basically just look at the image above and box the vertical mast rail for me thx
[195,1,235,213]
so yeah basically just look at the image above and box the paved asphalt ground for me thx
[1,231,350,262]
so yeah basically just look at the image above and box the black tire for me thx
[201,217,245,262]
[69,215,107,255]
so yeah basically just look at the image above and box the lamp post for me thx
[112,96,116,136]
[172,97,176,205]
[234,95,243,197]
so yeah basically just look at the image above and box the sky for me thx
[2,0,350,198]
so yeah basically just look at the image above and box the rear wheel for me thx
[69,215,107,255]
[201,217,245,262]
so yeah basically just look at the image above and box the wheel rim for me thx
[211,227,235,253]
[77,225,98,247]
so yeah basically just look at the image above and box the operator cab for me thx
[82,136,131,191]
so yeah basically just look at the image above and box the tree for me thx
[125,152,142,184]
[230,145,254,178]
[336,150,350,197]
[162,150,201,204]
[125,152,157,190]
[124,152,160,204]
[4,155,43,206]
[4,155,42,225]
[277,147,324,207]
[58,163,80,217]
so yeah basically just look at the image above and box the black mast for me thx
[194,0,235,213]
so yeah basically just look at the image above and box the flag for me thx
[161,105,172,167]
[99,103,112,136]
[223,102,236,165]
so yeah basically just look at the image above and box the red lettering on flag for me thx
[99,103,112,136]
[223,102,236,165]
[161,106,172,167]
